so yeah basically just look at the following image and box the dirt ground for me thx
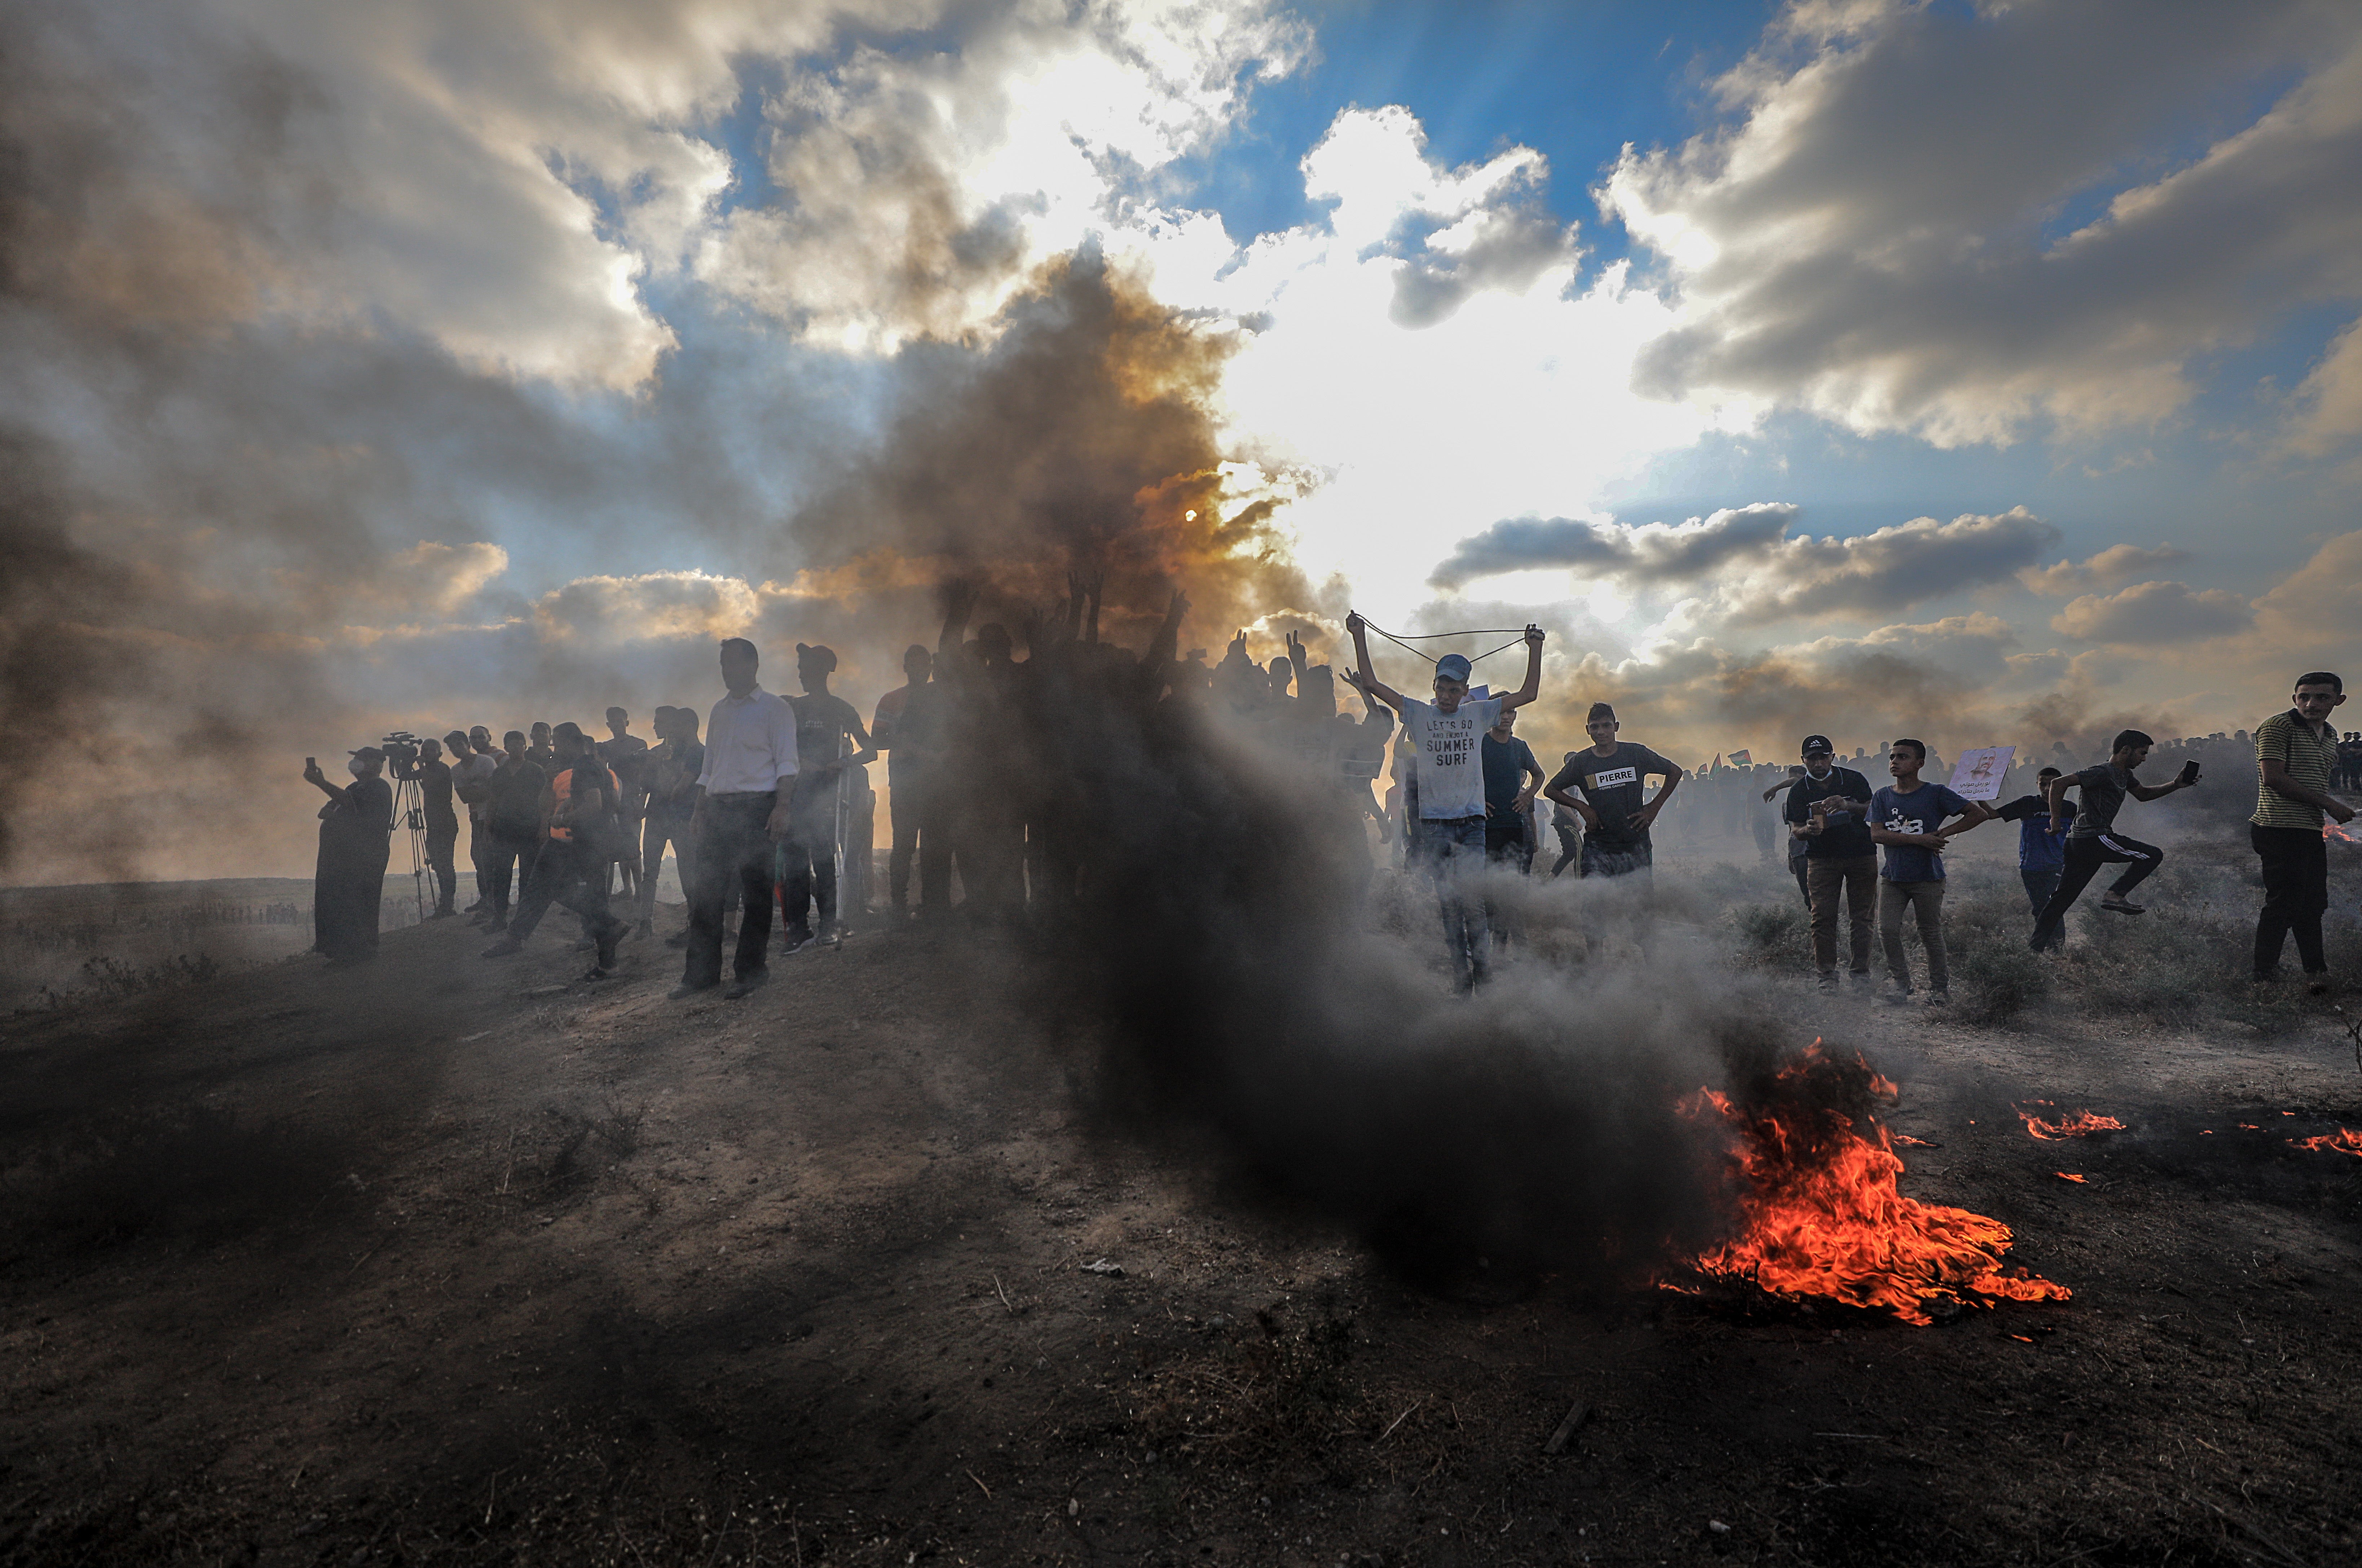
[4,878,2360,1568]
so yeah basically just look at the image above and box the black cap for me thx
[1801,734,1834,756]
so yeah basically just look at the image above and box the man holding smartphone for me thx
[2029,729,2200,953]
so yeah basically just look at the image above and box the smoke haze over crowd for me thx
[5,0,2360,884]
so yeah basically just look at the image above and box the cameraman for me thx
[304,745,394,965]
[451,728,498,918]
[392,736,461,918]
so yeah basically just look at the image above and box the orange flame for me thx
[2288,1128,2362,1159]
[2052,1172,2087,1183]
[1676,1047,2070,1326]
[2323,822,2361,845]
[2014,1101,2126,1140]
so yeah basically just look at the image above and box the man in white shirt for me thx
[1346,615,1545,991]
[672,637,798,1000]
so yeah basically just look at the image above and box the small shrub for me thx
[1727,902,1806,970]
[1951,941,2050,1025]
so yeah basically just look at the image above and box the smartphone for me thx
[306,756,316,768]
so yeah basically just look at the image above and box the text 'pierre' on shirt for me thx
[699,686,800,795]
[1400,695,1502,820]
[2251,708,2337,830]
[1547,741,1679,849]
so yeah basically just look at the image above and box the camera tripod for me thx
[380,732,432,923]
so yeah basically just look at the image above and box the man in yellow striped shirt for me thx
[2251,672,2353,989]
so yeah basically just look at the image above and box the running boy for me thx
[2028,730,2200,952]
[1346,613,1544,991]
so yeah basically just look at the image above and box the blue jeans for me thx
[2020,866,2061,914]
[1425,815,1490,985]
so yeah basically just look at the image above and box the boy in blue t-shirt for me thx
[1868,738,1992,1003]
[1993,767,2071,912]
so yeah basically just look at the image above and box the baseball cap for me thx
[1435,653,1473,683]
[1800,734,1834,756]
[348,745,386,763]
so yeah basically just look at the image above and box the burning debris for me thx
[2013,1101,2127,1140]
[2287,1128,2362,1159]
[1671,1043,2070,1326]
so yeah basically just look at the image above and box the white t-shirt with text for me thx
[1400,696,1502,820]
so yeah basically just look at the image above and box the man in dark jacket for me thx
[1784,734,1876,991]
[303,745,395,965]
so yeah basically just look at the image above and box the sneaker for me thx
[780,933,815,957]
[427,908,458,921]
[667,980,717,1001]
[2305,974,2332,997]
[1817,972,1841,993]
[2098,897,2145,915]
[1879,988,1913,1007]
[1925,989,1950,1006]
[579,965,613,982]
[480,936,522,958]
[724,969,769,1000]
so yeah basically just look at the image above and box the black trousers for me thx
[481,829,541,927]
[2030,832,2162,950]
[1549,824,1579,878]
[2252,823,2329,975]
[886,773,922,913]
[314,847,388,960]
[511,836,622,951]
[1485,811,1533,873]
[425,812,459,913]
[779,782,838,941]
[684,795,777,987]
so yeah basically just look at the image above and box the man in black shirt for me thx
[1544,702,1683,879]
[393,736,460,917]
[477,730,548,933]
[1480,707,1544,871]
[2028,728,2199,952]
[1784,733,1876,990]
[599,707,651,904]
[779,644,877,952]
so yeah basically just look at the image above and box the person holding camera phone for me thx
[2029,729,2200,953]
[303,745,394,965]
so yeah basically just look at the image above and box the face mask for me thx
[347,758,369,778]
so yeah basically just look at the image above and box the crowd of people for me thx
[301,599,2355,1004]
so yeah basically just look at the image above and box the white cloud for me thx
[2018,542,2193,596]
[2050,580,2255,645]
[2280,315,2362,458]
[700,0,1307,353]
[1601,0,2362,446]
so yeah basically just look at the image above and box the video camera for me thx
[379,731,423,767]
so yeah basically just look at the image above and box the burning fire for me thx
[2014,1101,2126,1140]
[1676,1045,2070,1325]
[2288,1127,2362,1159]
[2323,822,2361,845]
[2052,1172,2087,1183]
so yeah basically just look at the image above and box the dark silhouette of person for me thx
[674,638,798,1000]
[780,644,878,951]
[304,745,394,964]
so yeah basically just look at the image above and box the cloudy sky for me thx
[5,0,2360,881]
